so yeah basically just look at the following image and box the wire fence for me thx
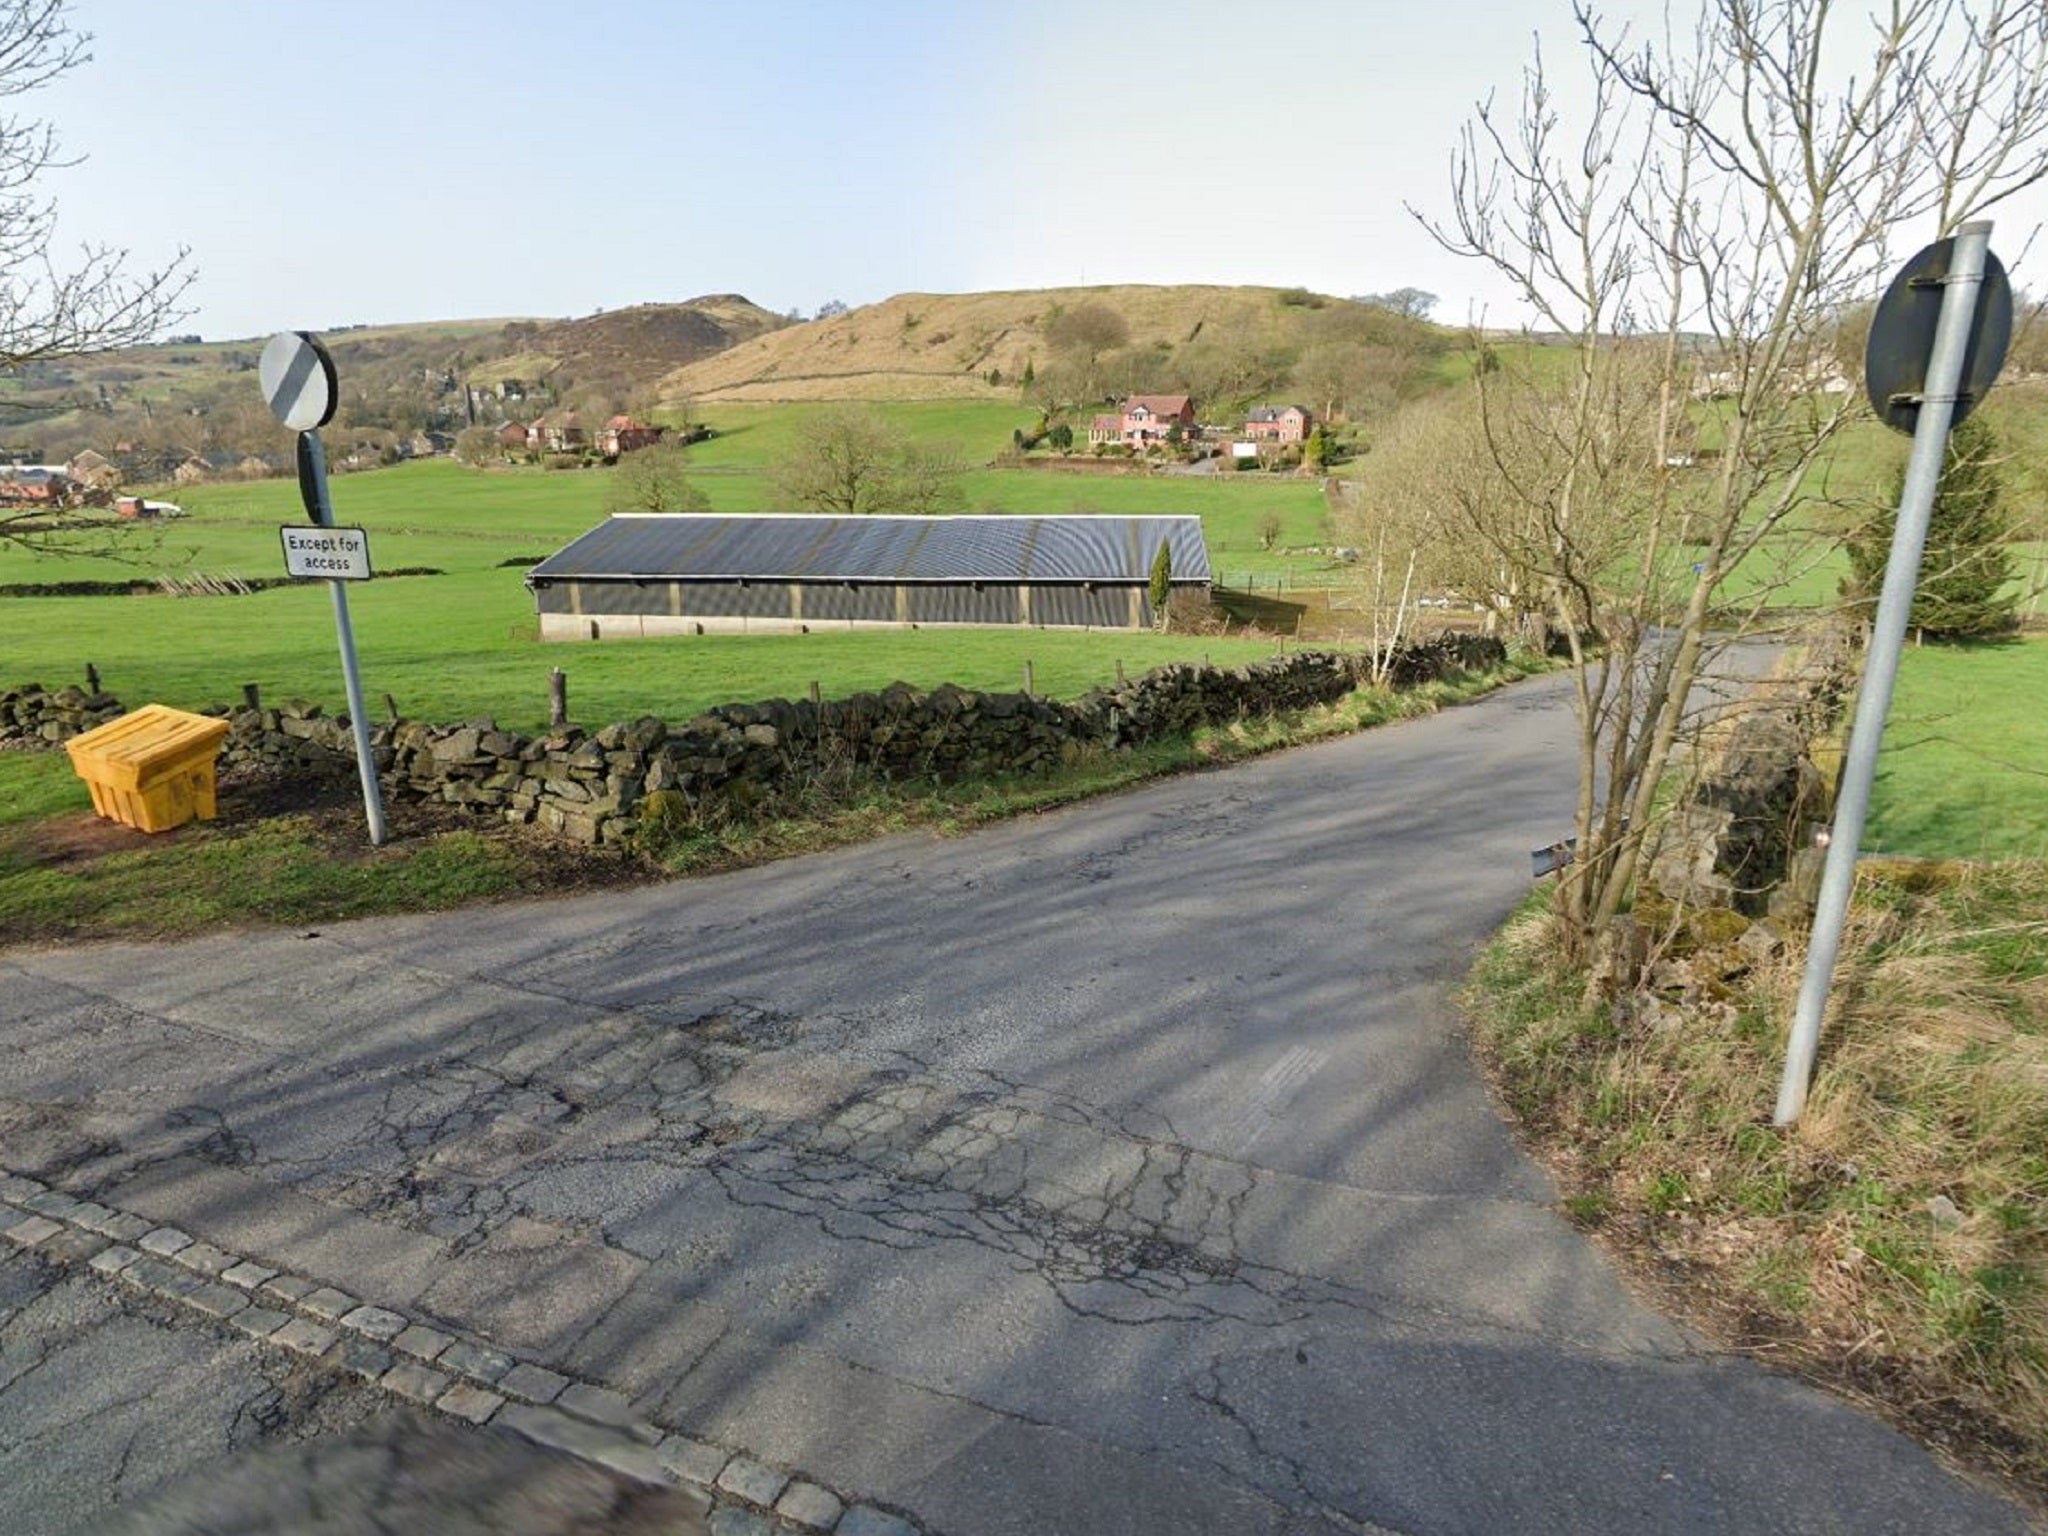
[1214,571,1301,591]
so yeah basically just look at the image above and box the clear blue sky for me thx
[34,1,2046,341]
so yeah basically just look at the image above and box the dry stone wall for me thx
[1644,630,1854,921]
[3,634,1506,847]
[0,684,125,744]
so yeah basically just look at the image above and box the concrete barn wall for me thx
[535,579,1173,638]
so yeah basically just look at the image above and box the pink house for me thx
[1245,404,1312,443]
[1102,393,1196,448]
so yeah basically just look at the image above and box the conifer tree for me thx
[1845,414,2017,640]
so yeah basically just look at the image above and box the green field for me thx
[1866,634,2048,858]
[0,429,1312,754]
[687,402,1332,573]
[0,397,1337,748]
[0,572,1282,729]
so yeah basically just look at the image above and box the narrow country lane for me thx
[0,668,2029,1536]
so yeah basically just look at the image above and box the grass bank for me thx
[1467,861,2048,1506]
[1870,634,2048,859]
[0,653,1543,945]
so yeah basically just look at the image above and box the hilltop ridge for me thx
[657,284,1443,406]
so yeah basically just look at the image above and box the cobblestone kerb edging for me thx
[0,1168,917,1536]
[2,634,1506,847]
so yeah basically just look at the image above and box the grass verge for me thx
[1869,633,2048,859]
[634,658,1541,876]
[1466,860,2048,1507]
[0,654,1545,946]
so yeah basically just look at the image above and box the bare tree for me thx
[453,424,499,467]
[1415,0,2048,965]
[1343,388,1548,641]
[1353,288,1439,321]
[0,1,192,555]
[773,405,966,515]
[607,438,709,514]
[1041,302,1130,405]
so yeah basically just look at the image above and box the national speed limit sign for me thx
[259,330,339,432]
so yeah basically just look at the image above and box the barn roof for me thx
[529,515,1212,585]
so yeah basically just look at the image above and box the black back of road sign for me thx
[1865,237,2011,435]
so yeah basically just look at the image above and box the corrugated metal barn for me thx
[526,514,1212,639]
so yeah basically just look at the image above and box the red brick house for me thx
[1245,404,1312,443]
[496,421,529,451]
[601,415,665,456]
[1092,394,1195,449]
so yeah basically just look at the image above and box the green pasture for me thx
[1865,634,2048,859]
[0,398,1336,590]
[685,401,1035,469]
[685,402,1333,571]
[0,400,1331,770]
[0,606,1294,834]
[1,564,1281,729]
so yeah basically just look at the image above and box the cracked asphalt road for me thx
[0,1247,379,1534]
[0,666,2032,1535]
[0,1249,708,1536]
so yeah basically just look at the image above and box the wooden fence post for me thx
[549,668,569,732]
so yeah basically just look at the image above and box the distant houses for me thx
[526,412,586,453]
[0,464,71,505]
[66,449,119,497]
[1070,395,1322,470]
[600,415,664,456]
[1245,404,1312,444]
[1087,393,1198,449]
[517,412,665,458]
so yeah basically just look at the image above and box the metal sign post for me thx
[1773,222,2003,1126]
[259,330,388,847]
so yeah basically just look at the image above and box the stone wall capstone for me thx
[2,634,1508,846]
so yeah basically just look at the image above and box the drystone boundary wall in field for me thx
[0,684,125,743]
[2,634,1505,846]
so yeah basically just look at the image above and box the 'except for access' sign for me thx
[281,524,373,581]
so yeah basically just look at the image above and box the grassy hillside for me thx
[466,295,790,391]
[658,284,1443,405]
[3,298,789,467]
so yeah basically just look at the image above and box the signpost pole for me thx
[300,430,388,847]
[1773,220,1995,1126]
